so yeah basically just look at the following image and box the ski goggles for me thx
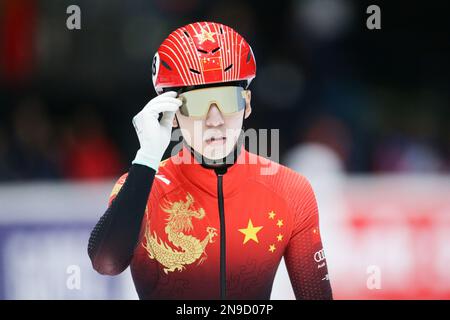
[177,86,248,118]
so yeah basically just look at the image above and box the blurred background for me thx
[0,0,449,299]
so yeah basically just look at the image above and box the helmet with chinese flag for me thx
[152,21,256,94]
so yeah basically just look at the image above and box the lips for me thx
[205,136,227,145]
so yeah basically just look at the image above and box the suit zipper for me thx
[216,172,226,300]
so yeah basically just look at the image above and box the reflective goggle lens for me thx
[178,86,247,118]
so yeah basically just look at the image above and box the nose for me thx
[205,104,224,127]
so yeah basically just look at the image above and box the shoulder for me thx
[110,172,128,196]
[249,153,316,211]
[108,172,129,205]
[107,158,177,204]
[150,157,183,198]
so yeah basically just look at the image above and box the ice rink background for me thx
[1,163,449,299]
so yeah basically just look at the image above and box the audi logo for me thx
[314,249,326,263]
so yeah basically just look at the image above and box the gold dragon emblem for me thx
[142,193,218,274]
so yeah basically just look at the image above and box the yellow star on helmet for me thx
[239,219,263,244]
[276,233,283,242]
[194,28,216,44]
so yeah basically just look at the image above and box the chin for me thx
[202,148,228,160]
[201,143,235,160]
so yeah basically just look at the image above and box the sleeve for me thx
[87,164,156,275]
[284,176,333,300]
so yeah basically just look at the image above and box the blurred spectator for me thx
[373,134,444,172]
[284,143,344,177]
[373,110,444,173]
[5,97,61,180]
[61,106,123,180]
[0,127,10,179]
[294,114,352,168]
[446,132,450,171]
[0,0,448,180]
[1,0,37,83]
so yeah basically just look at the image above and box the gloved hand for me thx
[132,91,182,171]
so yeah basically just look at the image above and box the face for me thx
[174,89,252,160]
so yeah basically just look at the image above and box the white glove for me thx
[131,91,182,171]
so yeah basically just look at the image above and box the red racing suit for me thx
[108,144,332,299]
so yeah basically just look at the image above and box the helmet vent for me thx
[189,68,201,74]
[224,64,233,72]
[219,27,224,34]
[197,48,208,54]
[161,59,172,71]
[183,31,190,38]
[211,47,220,53]
[246,51,251,63]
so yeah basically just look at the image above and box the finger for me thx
[132,114,143,133]
[143,100,179,114]
[150,96,182,106]
[147,102,180,115]
[160,111,175,128]
[156,91,177,99]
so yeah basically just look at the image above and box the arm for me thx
[284,177,333,300]
[87,164,155,275]
[87,91,181,275]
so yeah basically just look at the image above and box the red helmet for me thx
[152,21,256,94]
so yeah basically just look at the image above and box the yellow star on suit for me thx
[239,219,263,244]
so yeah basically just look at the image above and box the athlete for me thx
[88,21,333,300]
